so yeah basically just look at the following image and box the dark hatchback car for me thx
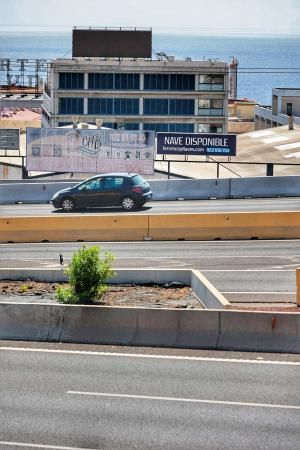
[51,173,152,212]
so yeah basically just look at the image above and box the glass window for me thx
[198,99,223,116]
[198,123,223,133]
[143,123,169,132]
[58,97,83,114]
[169,99,194,115]
[59,73,84,89]
[199,74,224,91]
[143,99,169,115]
[114,98,139,115]
[124,123,140,130]
[144,74,169,90]
[169,123,194,132]
[115,73,139,90]
[170,74,195,90]
[88,98,113,115]
[143,123,193,133]
[88,73,114,89]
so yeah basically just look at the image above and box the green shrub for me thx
[55,246,115,304]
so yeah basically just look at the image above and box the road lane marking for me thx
[1,347,299,365]
[0,442,97,450]
[67,391,300,410]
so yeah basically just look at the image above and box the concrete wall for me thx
[1,176,300,204]
[0,303,298,353]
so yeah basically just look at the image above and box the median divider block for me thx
[0,214,149,243]
[148,212,300,240]
[218,311,300,353]
[60,306,138,345]
[191,270,230,309]
[0,303,65,342]
[175,310,220,348]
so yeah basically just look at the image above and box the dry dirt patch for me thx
[0,280,201,309]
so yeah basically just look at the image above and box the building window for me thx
[124,123,140,130]
[114,98,139,115]
[88,73,114,89]
[88,98,113,115]
[169,123,194,132]
[88,98,139,115]
[144,74,195,91]
[143,99,194,115]
[198,75,224,91]
[58,97,84,114]
[115,73,140,90]
[143,123,169,132]
[169,99,194,115]
[143,123,194,133]
[198,123,223,133]
[144,99,169,115]
[59,73,84,89]
[170,74,195,90]
[144,74,169,90]
[198,99,223,116]
[88,73,139,90]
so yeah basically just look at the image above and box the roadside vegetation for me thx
[55,246,115,304]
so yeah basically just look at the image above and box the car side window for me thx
[78,178,102,191]
[103,177,124,189]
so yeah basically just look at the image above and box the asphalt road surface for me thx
[1,197,300,216]
[1,344,299,450]
[1,240,299,305]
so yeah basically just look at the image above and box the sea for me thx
[0,30,299,105]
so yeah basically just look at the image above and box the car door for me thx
[101,176,124,206]
[75,177,105,207]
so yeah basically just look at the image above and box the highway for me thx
[1,240,299,304]
[1,197,300,215]
[0,344,299,450]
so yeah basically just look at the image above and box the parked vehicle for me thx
[51,173,152,212]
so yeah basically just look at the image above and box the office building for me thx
[42,28,229,133]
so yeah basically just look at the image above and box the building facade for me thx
[42,57,229,133]
[254,88,300,129]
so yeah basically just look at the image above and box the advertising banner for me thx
[157,132,236,156]
[26,128,155,174]
[0,129,20,150]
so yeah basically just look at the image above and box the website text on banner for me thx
[156,132,236,156]
[26,128,155,174]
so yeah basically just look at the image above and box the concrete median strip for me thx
[1,211,300,243]
[0,268,299,352]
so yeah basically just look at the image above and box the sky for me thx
[1,0,300,35]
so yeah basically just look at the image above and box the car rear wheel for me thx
[61,197,75,211]
[121,196,135,211]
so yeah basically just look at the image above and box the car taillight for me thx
[132,186,143,193]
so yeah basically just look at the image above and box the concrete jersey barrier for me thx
[0,303,299,353]
[1,175,300,204]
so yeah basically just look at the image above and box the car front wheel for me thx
[61,197,75,211]
[121,196,135,211]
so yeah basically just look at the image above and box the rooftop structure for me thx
[255,88,300,130]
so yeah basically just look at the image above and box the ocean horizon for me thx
[0,29,299,105]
